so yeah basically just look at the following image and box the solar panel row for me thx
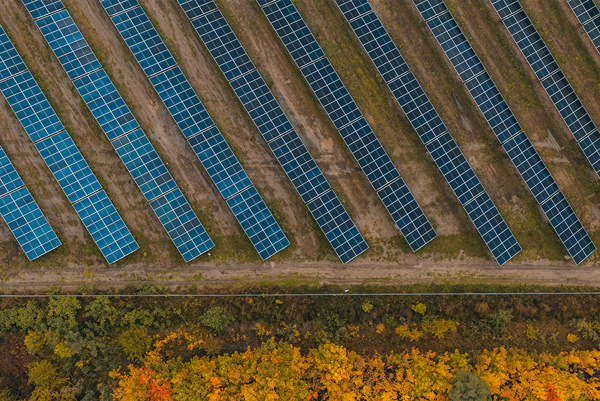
[258,0,437,252]
[489,0,600,178]
[177,0,368,262]
[0,146,61,260]
[99,0,290,260]
[0,25,137,263]
[23,0,215,262]
[415,0,596,264]
[335,0,521,265]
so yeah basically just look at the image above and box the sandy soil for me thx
[1,0,600,280]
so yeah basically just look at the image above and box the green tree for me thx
[201,307,234,333]
[448,370,491,401]
[117,325,151,362]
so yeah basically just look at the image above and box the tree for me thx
[201,307,234,334]
[448,370,491,401]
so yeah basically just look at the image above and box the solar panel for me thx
[306,189,368,263]
[35,10,101,80]
[338,118,400,191]
[230,70,293,142]
[73,190,139,264]
[110,7,177,77]
[337,0,373,21]
[149,188,214,262]
[567,0,599,24]
[464,191,521,265]
[187,126,252,200]
[0,29,27,82]
[540,70,596,142]
[579,130,600,177]
[583,16,600,50]
[35,131,102,203]
[100,0,139,17]
[190,10,255,81]
[226,186,291,259]
[388,72,447,144]
[501,11,559,80]
[425,132,484,205]
[376,177,436,252]
[73,69,139,141]
[301,58,362,130]
[268,130,331,203]
[178,0,218,20]
[0,186,61,260]
[413,0,448,21]
[111,129,176,202]
[464,72,521,144]
[22,0,65,20]
[426,12,485,82]
[489,0,522,19]
[0,147,25,198]
[502,132,559,204]
[348,11,411,83]
[540,191,596,264]
[150,67,215,138]
[0,72,65,143]
[261,0,326,69]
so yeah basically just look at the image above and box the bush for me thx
[201,307,234,333]
[448,370,491,401]
[487,309,512,329]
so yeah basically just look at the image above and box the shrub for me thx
[487,309,512,329]
[201,307,234,333]
[421,316,459,339]
[571,318,599,341]
[448,370,491,401]
[411,303,427,315]
[361,302,373,313]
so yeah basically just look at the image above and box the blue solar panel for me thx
[540,191,596,264]
[150,67,215,138]
[257,0,277,6]
[110,7,177,77]
[187,126,252,199]
[229,70,293,142]
[502,132,559,204]
[425,132,484,205]
[583,16,600,50]
[0,147,24,198]
[268,130,331,203]
[376,177,436,252]
[388,72,447,144]
[190,10,255,81]
[464,191,521,265]
[464,72,522,144]
[226,186,290,259]
[541,70,596,142]
[22,0,65,20]
[501,11,559,80]
[35,10,101,80]
[301,58,362,130]
[0,28,27,82]
[73,190,139,263]
[338,118,400,191]
[490,0,522,19]
[579,130,600,177]
[0,72,65,143]
[73,69,139,141]
[0,186,61,260]
[100,0,139,17]
[178,0,218,20]
[261,0,326,69]
[568,0,600,24]
[149,188,214,262]
[426,12,485,82]
[336,0,373,21]
[413,0,448,21]
[35,131,102,203]
[306,189,368,263]
[111,129,176,202]
[347,11,411,83]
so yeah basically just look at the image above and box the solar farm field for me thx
[1,0,600,287]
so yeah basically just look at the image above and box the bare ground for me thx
[1,0,600,287]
